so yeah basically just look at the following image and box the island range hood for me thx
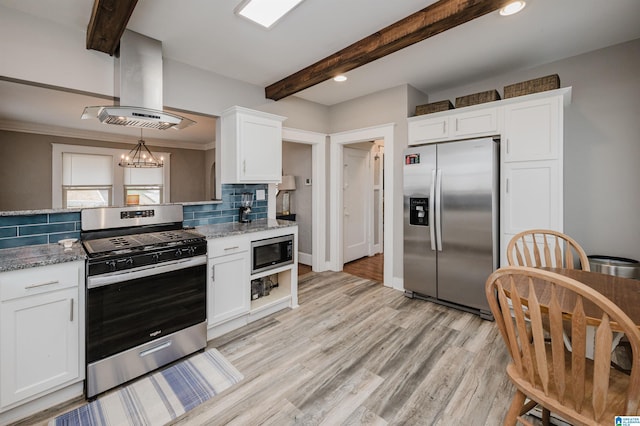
[82,30,195,130]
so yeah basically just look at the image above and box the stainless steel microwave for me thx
[251,234,294,274]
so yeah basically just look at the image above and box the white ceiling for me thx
[2,0,640,147]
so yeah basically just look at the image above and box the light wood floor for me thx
[22,271,518,425]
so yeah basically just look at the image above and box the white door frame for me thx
[278,127,327,272]
[329,123,395,288]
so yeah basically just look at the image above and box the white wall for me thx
[281,142,313,255]
[428,38,640,260]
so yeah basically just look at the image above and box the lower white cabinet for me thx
[0,261,83,412]
[208,251,250,326]
[205,226,298,340]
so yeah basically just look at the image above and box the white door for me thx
[343,147,370,263]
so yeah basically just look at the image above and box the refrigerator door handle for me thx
[429,169,436,251]
[435,168,443,251]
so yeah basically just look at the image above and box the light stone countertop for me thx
[0,242,87,273]
[195,218,297,239]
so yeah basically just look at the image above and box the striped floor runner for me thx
[50,349,243,426]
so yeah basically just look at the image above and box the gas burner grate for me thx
[109,237,131,248]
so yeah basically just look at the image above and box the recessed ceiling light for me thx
[236,0,305,29]
[333,75,347,82]
[500,1,526,16]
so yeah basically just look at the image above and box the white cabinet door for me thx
[220,106,286,184]
[451,107,499,139]
[1,286,79,409]
[408,116,449,145]
[503,97,560,162]
[503,160,561,236]
[208,252,250,326]
[238,113,283,182]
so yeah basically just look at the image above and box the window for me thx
[124,167,164,205]
[52,144,170,209]
[62,153,113,208]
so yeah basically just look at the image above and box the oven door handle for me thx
[87,255,207,289]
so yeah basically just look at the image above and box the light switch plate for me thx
[256,189,265,200]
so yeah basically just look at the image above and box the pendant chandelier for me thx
[118,129,164,168]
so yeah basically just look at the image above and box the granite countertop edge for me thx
[195,218,297,239]
[0,201,224,217]
[0,243,87,273]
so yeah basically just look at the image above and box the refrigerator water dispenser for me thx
[409,198,429,226]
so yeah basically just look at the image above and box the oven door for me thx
[86,256,206,364]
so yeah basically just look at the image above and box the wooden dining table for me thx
[509,267,640,358]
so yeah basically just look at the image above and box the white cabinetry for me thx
[408,107,499,145]
[503,97,560,161]
[0,261,84,413]
[220,106,287,184]
[208,236,250,326]
[205,226,298,340]
[500,93,565,264]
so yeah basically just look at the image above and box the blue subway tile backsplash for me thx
[0,184,267,250]
[182,184,268,228]
[0,211,81,249]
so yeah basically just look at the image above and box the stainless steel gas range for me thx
[81,205,207,398]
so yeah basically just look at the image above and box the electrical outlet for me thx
[305,178,312,186]
[255,189,266,200]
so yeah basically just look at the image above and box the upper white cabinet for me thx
[220,106,287,184]
[0,261,84,412]
[408,107,499,145]
[503,96,561,162]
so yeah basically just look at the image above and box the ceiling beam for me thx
[86,0,139,55]
[265,0,512,101]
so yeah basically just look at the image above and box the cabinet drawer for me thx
[0,262,81,302]
[208,235,249,258]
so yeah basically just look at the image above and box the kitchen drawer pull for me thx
[139,341,172,357]
[224,246,240,251]
[25,280,59,289]
[70,298,74,322]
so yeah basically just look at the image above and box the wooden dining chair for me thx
[506,229,590,271]
[486,266,640,425]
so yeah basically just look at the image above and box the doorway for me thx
[329,124,395,289]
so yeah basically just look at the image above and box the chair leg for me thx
[504,390,527,426]
[541,408,550,426]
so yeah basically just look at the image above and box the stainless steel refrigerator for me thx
[403,137,498,319]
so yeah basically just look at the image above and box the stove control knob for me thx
[125,258,134,266]
[152,253,160,263]
[175,248,183,257]
[106,260,117,271]
[186,246,196,255]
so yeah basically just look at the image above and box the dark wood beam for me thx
[86,0,138,55]
[265,0,512,101]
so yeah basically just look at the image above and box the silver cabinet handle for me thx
[224,246,239,251]
[26,280,59,289]
[506,139,510,155]
[211,264,215,282]
[70,298,74,322]
[243,160,246,173]
[429,169,436,251]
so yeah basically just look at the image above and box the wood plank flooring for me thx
[21,271,518,425]
[343,254,383,283]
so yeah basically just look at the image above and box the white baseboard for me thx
[298,252,312,267]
